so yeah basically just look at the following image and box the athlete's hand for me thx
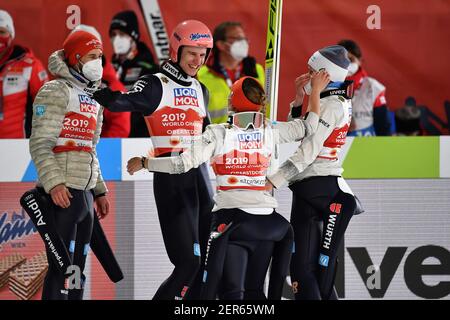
[50,184,72,208]
[294,73,311,106]
[127,157,145,175]
[95,196,110,220]
[311,70,330,93]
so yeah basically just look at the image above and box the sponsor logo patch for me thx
[190,33,211,41]
[319,253,329,267]
[237,132,263,149]
[35,105,46,116]
[173,88,198,107]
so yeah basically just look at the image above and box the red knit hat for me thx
[63,30,103,66]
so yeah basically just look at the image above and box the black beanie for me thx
[109,10,139,41]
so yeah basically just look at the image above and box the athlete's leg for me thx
[68,191,94,300]
[244,241,274,300]
[152,170,201,300]
[42,189,85,300]
[219,243,249,300]
[289,195,322,300]
[268,225,294,300]
[186,164,214,300]
[317,188,355,300]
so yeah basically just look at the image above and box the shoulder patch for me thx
[35,105,46,116]
[161,76,169,84]
[338,96,345,102]
[38,70,48,81]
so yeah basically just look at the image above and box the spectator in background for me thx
[197,21,264,124]
[338,39,391,136]
[72,24,130,137]
[0,9,48,138]
[109,10,158,137]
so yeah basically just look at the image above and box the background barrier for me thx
[1,137,449,299]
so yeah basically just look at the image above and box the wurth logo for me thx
[330,203,342,214]
[323,203,342,250]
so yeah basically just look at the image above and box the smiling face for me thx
[178,45,208,76]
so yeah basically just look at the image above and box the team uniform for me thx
[147,99,320,299]
[268,46,364,300]
[94,60,214,300]
[28,50,109,299]
[269,84,364,300]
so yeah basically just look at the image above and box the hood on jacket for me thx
[48,50,101,89]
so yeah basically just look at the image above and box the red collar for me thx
[347,68,368,90]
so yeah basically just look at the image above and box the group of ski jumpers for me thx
[23,17,364,300]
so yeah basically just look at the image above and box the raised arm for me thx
[268,100,341,189]
[127,126,219,175]
[93,75,162,115]
[274,70,330,143]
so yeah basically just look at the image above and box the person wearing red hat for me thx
[94,19,216,300]
[29,30,110,300]
[127,73,330,299]
[71,24,130,138]
[0,9,48,138]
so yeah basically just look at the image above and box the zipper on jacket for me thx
[85,153,94,190]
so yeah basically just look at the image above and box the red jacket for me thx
[100,59,130,137]
[0,45,48,138]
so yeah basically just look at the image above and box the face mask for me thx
[113,35,132,55]
[347,62,359,76]
[82,58,103,81]
[0,35,11,54]
[303,80,312,96]
[229,40,249,61]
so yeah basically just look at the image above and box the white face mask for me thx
[303,80,312,96]
[82,58,103,81]
[113,35,132,55]
[229,40,249,61]
[347,62,359,76]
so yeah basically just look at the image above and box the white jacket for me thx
[268,94,352,188]
[147,112,319,211]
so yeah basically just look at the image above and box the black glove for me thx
[93,87,120,107]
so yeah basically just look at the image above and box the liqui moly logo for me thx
[173,88,199,107]
[0,211,37,247]
[79,95,98,114]
[237,132,263,149]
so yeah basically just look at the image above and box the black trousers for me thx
[200,208,294,300]
[41,188,94,300]
[152,163,214,300]
[289,176,357,300]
